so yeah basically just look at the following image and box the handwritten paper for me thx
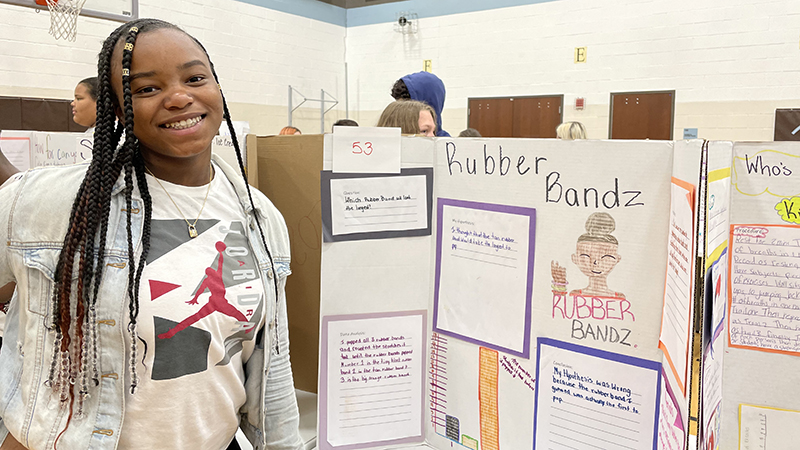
[320,169,432,242]
[211,134,246,173]
[31,132,90,167]
[707,172,731,258]
[499,354,535,392]
[332,126,401,174]
[320,311,425,450]
[0,134,31,171]
[658,370,686,450]
[739,404,800,450]
[659,178,695,394]
[533,338,660,450]
[728,224,800,355]
[433,198,535,357]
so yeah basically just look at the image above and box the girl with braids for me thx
[0,19,303,450]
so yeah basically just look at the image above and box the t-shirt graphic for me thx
[150,220,262,379]
[120,167,266,450]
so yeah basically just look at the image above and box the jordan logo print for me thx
[158,241,252,339]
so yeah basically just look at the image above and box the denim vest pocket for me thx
[22,248,58,317]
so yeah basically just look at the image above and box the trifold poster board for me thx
[318,135,702,450]
[0,130,92,169]
[700,141,800,450]
[0,130,252,176]
[253,134,325,393]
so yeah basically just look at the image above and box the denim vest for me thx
[0,155,303,450]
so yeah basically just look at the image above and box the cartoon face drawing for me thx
[571,240,621,279]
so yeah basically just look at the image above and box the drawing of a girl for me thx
[552,212,625,299]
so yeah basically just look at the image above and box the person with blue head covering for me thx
[392,71,450,137]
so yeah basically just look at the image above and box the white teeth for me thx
[164,116,202,129]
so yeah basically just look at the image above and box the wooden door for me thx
[467,98,513,137]
[609,91,674,140]
[512,96,562,138]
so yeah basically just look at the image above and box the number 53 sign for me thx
[351,141,374,155]
[332,126,401,174]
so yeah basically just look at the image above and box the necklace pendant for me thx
[188,224,198,238]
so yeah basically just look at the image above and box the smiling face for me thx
[571,241,621,279]
[418,110,436,137]
[110,28,223,167]
[72,83,97,127]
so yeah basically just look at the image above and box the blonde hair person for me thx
[377,100,437,136]
[556,121,587,140]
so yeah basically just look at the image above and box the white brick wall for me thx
[0,0,346,135]
[345,0,800,140]
[3,0,800,139]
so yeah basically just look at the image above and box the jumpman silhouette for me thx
[158,241,250,339]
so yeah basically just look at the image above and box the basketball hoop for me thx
[44,0,87,41]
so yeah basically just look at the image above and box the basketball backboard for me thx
[2,0,137,22]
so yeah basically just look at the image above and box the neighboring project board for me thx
[702,141,800,450]
[317,134,702,450]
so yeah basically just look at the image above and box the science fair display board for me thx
[700,141,800,450]
[317,132,705,450]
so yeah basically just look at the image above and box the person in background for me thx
[72,76,98,129]
[556,121,587,140]
[332,119,358,131]
[459,128,481,137]
[391,71,450,137]
[279,126,301,135]
[377,100,436,137]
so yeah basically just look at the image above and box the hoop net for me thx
[46,0,87,41]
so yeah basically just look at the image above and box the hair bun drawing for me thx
[578,212,618,244]
[586,212,615,235]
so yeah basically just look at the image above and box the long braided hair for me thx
[48,18,276,424]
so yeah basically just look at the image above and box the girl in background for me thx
[72,76,98,129]
[377,100,437,137]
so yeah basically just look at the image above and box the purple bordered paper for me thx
[532,338,661,450]
[319,310,427,450]
[432,198,536,358]
[661,368,686,437]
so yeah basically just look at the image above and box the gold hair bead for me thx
[129,27,138,32]
[124,43,133,51]
[122,69,130,77]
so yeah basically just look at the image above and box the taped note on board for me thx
[320,168,433,242]
[658,177,695,395]
[728,224,800,355]
[433,198,535,357]
[332,126,401,174]
[533,338,661,450]
[319,311,425,450]
[739,404,800,450]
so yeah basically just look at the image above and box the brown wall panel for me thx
[610,91,674,140]
[468,98,513,137]
[512,96,562,138]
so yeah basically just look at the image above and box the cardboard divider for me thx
[252,134,323,393]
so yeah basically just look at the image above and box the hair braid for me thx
[49,19,165,433]
[195,38,282,354]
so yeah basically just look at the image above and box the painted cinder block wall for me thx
[2,0,799,139]
[345,0,800,141]
[0,0,347,135]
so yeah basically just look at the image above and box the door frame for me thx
[608,90,675,139]
[467,94,565,130]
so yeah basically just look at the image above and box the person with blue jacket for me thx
[391,71,451,137]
